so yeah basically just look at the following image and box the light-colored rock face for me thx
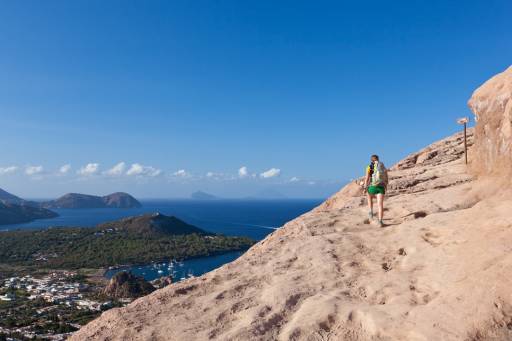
[468,66,512,177]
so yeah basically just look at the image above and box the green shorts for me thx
[368,185,385,195]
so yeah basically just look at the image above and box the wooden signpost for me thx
[457,117,469,164]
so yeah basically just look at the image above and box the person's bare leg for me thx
[367,193,374,218]
[377,193,384,224]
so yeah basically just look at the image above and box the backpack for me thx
[370,161,388,187]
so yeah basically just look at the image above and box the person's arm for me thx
[363,167,370,188]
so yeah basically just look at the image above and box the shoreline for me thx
[100,248,249,279]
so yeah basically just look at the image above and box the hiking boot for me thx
[369,211,374,220]
[378,220,384,227]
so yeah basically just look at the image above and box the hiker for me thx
[363,154,388,227]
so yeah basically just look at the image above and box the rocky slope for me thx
[72,67,512,341]
[42,192,141,209]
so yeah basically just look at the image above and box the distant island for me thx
[0,188,142,225]
[0,188,27,205]
[190,191,218,200]
[41,192,142,209]
[0,187,38,206]
[0,201,58,225]
[0,187,58,225]
[0,212,254,269]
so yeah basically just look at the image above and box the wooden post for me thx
[463,122,467,164]
[457,117,469,165]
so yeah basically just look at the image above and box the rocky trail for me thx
[72,66,512,341]
[72,131,512,340]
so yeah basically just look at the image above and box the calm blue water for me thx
[2,199,323,280]
[2,199,322,240]
[104,251,244,281]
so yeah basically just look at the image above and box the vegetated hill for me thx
[97,212,207,236]
[0,201,58,225]
[42,192,141,209]
[190,191,217,200]
[0,213,254,269]
[72,67,512,341]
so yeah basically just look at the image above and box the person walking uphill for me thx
[364,155,388,227]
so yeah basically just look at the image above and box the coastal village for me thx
[0,271,126,340]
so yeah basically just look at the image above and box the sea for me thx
[3,199,323,281]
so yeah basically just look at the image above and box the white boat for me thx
[157,270,164,274]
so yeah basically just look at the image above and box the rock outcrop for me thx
[150,275,173,289]
[103,271,155,298]
[468,65,512,177]
[71,68,512,341]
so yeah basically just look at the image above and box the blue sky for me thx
[0,0,511,199]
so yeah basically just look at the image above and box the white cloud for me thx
[206,171,222,179]
[205,171,232,181]
[25,165,44,176]
[126,163,161,177]
[77,163,100,176]
[238,166,248,178]
[289,176,300,182]
[308,181,316,185]
[0,166,18,175]
[173,169,190,178]
[260,168,281,179]
[59,164,71,174]
[105,162,126,176]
